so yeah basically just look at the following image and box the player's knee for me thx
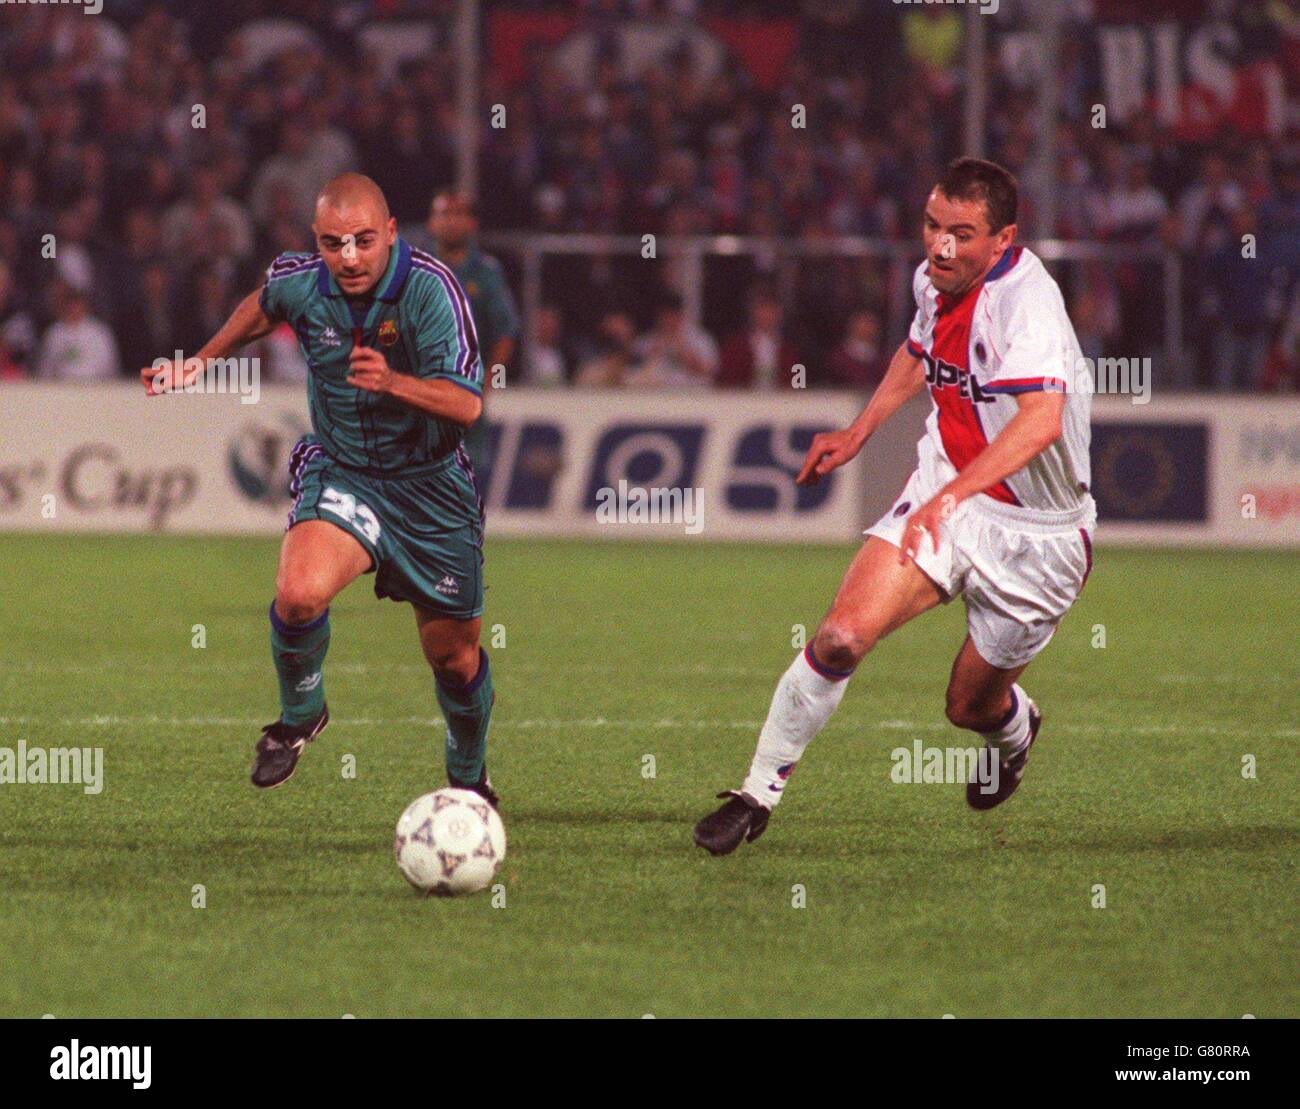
[275,579,332,626]
[427,639,480,682]
[813,622,874,673]
[945,691,997,732]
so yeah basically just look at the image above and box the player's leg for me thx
[744,535,946,798]
[944,634,1029,735]
[414,608,497,805]
[945,635,1041,811]
[695,536,944,854]
[952,517,1092,809]
[253,520,372,789]
[271,519,372,721]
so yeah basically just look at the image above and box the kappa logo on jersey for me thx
[923,352,994,403]
[435,575,459,596]
[320,327,342,348]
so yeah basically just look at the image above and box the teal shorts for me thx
[286,436,484,619]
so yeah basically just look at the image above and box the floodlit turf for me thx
[0,533,1295,1018]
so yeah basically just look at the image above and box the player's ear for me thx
[998,222,1018,250]
[387,217,397,244]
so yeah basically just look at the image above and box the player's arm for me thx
[139,287,277,394]
[796,341,925,485]
[348,350,483,428]
[347,279,483,428]
[899,390,1064,563]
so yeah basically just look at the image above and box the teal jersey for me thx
[259,237,483,476]
[435,244,520,363]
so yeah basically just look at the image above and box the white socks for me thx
[981,683,1031,758]
[740,646,852,809]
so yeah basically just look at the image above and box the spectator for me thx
[827,309,889,391]
[1206,208,1277,391]
[249,119,319,229]
[160,163,254,263]
[0,1,1289,394]
[574,311,640,387]
[0,257,36,378]
[117,261,176,377]
[522,305,567,387]
[35,281,121,381]
[717,287,801,389]
[629,293,717,389]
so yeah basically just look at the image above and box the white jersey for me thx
[905,246,1092,517]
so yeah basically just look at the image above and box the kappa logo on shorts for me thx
[894,501,912,517]
[435,575,460,596]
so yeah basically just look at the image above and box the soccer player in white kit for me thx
[695,158,1095,855]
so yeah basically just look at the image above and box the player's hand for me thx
[900,493,957,565]
[347,346,395,394]
[796,428,864,485]
[141,358,201,396]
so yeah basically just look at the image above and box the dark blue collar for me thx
[985,245,1023,282]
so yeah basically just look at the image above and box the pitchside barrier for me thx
[0,384,1296,547]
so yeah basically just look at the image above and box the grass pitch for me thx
[0,534,1295,1017]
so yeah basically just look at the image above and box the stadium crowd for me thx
[0,0,1295,391]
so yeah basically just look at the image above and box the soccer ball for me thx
[394,788,506,896]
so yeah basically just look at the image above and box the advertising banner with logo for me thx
[0,385,879,543]
[1,386,1294,547]
[1090,395,1299,547]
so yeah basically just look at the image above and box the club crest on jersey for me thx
[923,352,993,403]
[378,319,398,347]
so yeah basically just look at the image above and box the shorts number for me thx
[320,486,382,545]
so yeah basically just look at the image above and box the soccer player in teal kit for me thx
[139,174,499,804]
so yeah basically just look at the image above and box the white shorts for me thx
[865,470,1095,670]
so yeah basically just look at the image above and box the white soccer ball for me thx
[394,788,506,896]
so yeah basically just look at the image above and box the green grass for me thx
[0,534,1295,1017]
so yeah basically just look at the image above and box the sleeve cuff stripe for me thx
[439,375,483,396]
[906,339,925,357]
[985,377,1068,394]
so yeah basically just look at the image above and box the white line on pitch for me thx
[0,716,1294,738]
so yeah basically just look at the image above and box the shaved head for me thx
[312,173,396,298]
[316,173,390,225]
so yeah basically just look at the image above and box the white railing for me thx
[480,233,1183,377]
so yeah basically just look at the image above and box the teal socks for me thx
[269,602,330,726]
[435,647,494,783]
